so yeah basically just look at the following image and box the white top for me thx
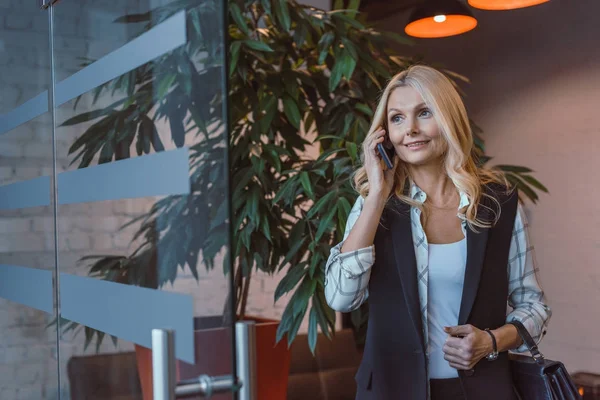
[427,238,467,379]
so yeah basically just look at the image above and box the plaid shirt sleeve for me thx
[506,203,552,353]
[324,196,375,312]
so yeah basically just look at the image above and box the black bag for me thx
[508,320,581,400]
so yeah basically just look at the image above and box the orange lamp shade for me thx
[405,15,477,38]
[405,0,478,39]
[468,0,550,10]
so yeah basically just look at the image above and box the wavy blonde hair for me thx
[353,65,510,229]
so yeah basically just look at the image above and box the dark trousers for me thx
[430,378,465,400]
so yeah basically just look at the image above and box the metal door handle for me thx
[152,321,257,399]
[39,0,60,9]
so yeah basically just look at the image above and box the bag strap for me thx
[508,320,546,365]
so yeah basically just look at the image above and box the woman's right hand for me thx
[363,128,397,201]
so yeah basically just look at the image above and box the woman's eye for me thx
[420,109,432,117]
[391,114,403,124]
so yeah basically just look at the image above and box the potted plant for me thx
[57,0,547,398]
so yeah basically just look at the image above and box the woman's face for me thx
[386,86,446,167]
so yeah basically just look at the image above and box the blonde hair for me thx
[353,64,510,229]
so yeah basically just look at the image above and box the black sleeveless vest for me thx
[355,185,519,400]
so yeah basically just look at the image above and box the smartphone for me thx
[377,142,395,169]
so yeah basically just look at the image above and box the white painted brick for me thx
[14,362,45,385]
[85,216,123,232]
[56,37,88,53]
[112,198,156,215]
[17,386,42,400]
[0,166,14,182]
[13,167,39,181]
[0,233,45,252]
[88,201,120,217]
[0,142,23,157]
[0,63,47,86]
[1,325,54,347]
[59,233,91,251]
[0,345,50,364]
[22,143,52,158]
[91,234,115,251]
[57,203,90,216]
[30,14,50,34]
[54,18,79,37]
[0,388,17,399]
[0,218,31,233]
[32,217,53,233]
[4,15,33,30]
[112,225,143,249]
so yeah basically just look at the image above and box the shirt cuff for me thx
[506,315,546,353]
[337,245,375,279]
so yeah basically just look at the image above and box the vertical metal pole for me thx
[235,321,257,400]
[152,329,176,400]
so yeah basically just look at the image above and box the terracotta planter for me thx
[135,316,291,400]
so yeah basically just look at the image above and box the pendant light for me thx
[405,0,478,39]
[468,0,549,10]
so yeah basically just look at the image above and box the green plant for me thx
[59,0,547,353]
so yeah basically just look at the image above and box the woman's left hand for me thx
[442,324,493,370]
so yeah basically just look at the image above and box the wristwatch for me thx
[484,328,498,361]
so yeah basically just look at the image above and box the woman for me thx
[324,65,551,400]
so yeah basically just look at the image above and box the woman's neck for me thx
[409,163,457,205]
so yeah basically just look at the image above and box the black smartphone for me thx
[377,142,395,169]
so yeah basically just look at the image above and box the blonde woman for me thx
[324,65,551,400]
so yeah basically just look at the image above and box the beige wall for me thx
[376,0,600,373]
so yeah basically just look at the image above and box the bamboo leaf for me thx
[317,32,334,65]
[275,263,306,302]
[308,307,318,354]
[261,0,272,14]
[330,11,364,30]
[283,95,301,129]
[292,276,317,317]
[329,59,344,91]
[229,41,242,77]
[243,39,274,52]
[313,292,333,340]
[60,101,124,126]
[345,141,358,161]
[230,3,250,36]
[354,102,373,116]
[113,12,151,23]
[286,313,304,347]
[495,165,533,173]
[315,205,337,241]
[520,174,549,193]
[299,172,314,200]
[381,31,413,46]
[307,191,336,218]
[275,0,291,31]
[277,238,307,272]
[156,74,177,100]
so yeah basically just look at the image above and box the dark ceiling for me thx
[358,0,424,20]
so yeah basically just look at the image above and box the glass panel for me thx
[52,0,232,399]
[0,2,59,400]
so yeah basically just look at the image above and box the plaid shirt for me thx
[324,184,551,354]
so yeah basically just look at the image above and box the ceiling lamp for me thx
[468,0,549,10]
[405,0,478,39]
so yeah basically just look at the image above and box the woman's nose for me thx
[406,118,418,136]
